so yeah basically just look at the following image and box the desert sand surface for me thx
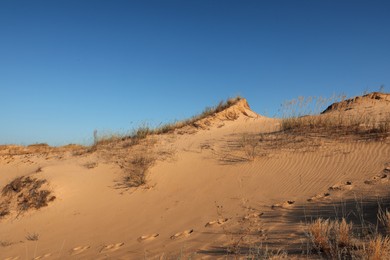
[1,93,390,259]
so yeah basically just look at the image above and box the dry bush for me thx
[119,154,155,188]
[1,175,55,214]
[240,134,260,161]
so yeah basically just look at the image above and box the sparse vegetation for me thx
[1,175,55,215]
[92,96,243,148]
[306,218,354,258]
[365,235,390,260]
[89,97,243,189]
[304,205,390,259]
[279,92,390,140]
[120,153,155,188]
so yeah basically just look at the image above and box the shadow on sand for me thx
[198,195,390,257]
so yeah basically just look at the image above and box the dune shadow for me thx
[198,195,390,257]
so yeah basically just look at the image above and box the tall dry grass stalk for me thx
[377,208,390,234]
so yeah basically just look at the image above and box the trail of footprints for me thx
[33,253,52,259]
[99,242,125,253]
[205,218,230,227]
[138,233,159,242]
[364,166,389,185]
[271,165,390,208]
[70,245,91,256]
[4,166,390,259]
[272,200,295,209]
[170,229,194,240]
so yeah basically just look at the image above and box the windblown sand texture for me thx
[1,93,390,259]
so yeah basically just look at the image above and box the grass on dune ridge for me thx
[279,92,390,140]
[92,96,243,147]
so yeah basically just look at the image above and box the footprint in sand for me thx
[99,243,124,253]
[243,212,263,220]
[307,193,330,202]
[33,253,52,260]
[365,173,388,185]
[205,218,230,227]
[70,245,90,255]
[271,200,295,209]
[138,233,159,242]
[329,181,353,191]
[170,229,194,240]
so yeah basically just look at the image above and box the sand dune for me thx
[1,93,390,259]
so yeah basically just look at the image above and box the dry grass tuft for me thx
[365,235,390,260]
[307,218,354,257]
[378,208,390,234]
[26,232,39,241]
[307,218,332,253]
[337,218,353,247]
[0,201,10,217]
[306,212,390,259]
[0,240,13,247]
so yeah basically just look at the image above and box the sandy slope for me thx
[1,95,390,259]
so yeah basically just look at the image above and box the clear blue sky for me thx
[1,0,389,146]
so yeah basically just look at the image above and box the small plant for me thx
[26,232,39,241]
